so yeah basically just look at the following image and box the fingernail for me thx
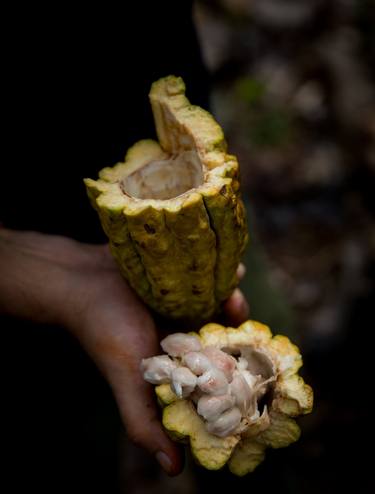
[155,451,172,474]
[237,263,246,279]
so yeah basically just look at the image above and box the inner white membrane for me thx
[121,150,204,200]
[141,333,277,438]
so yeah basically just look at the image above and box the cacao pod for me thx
[84,76,248,321]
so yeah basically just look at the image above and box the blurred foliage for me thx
[235,77,266,105]
[249,109,293,148]
[240,200,296,339]
[235,77,294,148]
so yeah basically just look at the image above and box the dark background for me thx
[2,1,374,492]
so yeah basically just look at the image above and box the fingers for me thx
[222,288,249,327]
[236,263,246,281]
[109,360,183,476]
[77,279,183,476]
[223,263,249,326]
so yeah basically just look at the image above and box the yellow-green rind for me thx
[272,375,314,416]
[84,76,248,320]
[84,177,153,303]
[150,76,248,306]
[155,383,178,407]
[162,193,217,320]
[202,156,248,304]
[162,400,239,470]
[202,181,248,303]
[257,411,301,449]
[228,439,265,476]
[149,76,227,166]
[228,411,301,476]
[98,140,166,183]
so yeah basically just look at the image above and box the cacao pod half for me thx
[147,320,313,475]
[84,76,248,321]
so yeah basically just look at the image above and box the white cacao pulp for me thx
[197,367,229,396]
[141,332,277,438]
[230,371,253,415]
[182,352,212,375]
[206,407,242,437]
[160,333,202,357]
[140,355,177,384]
[202,347,236,382]
[197,394,235,421]
[170,367,197,398]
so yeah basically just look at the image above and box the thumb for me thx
[223,288,249,326]
[109,360,183,476]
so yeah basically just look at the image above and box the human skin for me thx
[0,227,249,476]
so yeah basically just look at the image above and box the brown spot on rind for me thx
[144,223,156,234]
[192,287,203,295]
[219,185,227,196]
[189,261,198,272]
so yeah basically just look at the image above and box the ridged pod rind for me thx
[84,76,248,321]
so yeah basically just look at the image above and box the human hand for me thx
[62,242,248,476]
[0,229,249,476]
